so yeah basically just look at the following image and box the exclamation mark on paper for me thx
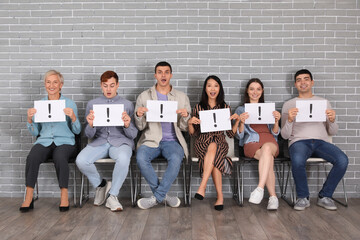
[213,113,217,127]
[160,104,163,118]
[48,104,51,118]
[107,108,110,122]
[309,103,313,118]
[258,106,261,120]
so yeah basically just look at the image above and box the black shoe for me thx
[19,200,34,213]
[59,204,70,212]
[214,205,224,211]
[59,205,70,212]
[194,193,204,200]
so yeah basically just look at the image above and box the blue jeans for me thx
[76,143,132,196]
[136,141,184,203]
[289,139,348,198]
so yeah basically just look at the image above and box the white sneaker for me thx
[137,195,158,210]
[105,195,123,212]
[249,187,264,204]
[267,196,279,210]
[94,181,112,206]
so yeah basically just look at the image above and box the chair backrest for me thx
[74,133,82,153]
[225,134,236,158]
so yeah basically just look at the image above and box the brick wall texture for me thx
[0,0,359,199]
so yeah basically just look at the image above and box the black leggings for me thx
[25,143,77,189]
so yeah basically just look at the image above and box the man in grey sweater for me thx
[281,69,348,211]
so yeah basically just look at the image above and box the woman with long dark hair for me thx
[188,75,240,210]
[235,78,281,210]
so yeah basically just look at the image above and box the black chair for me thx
[29,134,81,207]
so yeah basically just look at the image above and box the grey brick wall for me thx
[0,0,359,200]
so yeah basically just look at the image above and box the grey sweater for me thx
[281,96,338,147]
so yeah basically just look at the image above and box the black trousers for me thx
[25,143,77,189]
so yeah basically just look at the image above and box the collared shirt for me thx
[234,105,280,146]
[27,95,81,146]
[84,95,138,150]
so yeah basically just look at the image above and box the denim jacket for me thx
[234,105,280,147]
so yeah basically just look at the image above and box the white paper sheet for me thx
[199,108,232,133]
[146,100,178,122]
[244,103,275,124]
[93,104,124,126]
[34,100,66,123]
[296,100,327,122]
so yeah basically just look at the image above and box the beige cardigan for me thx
[134,85,191,160]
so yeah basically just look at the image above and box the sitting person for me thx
[135,61,191,209]
[76,71,138,212]
[188,75,240,211]
[281,69,348,211]
[21,70,81,212]
[235,78,281,210]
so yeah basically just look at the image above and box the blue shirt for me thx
[84,95,138,150]
[156,91,177,142]
[234,105,280,147]
[27,95,81,147]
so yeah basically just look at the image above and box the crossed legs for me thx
[196,142,223,205]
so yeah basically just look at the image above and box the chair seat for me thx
[191,157,239,163]
[240,156,290,162]
[307,157,327,163]
[94,158,116,163]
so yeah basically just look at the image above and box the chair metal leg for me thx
[280,161,295,207]
[188,163,192,205]
[134,170,142,204]
[240,162,244,206]
[129,163,135,207]
[182,162,187,205]
[73,165,77,207]
[275,163,283,195]
[232,163,241,206]
[33,182,39,201]
[79,173,89,208]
